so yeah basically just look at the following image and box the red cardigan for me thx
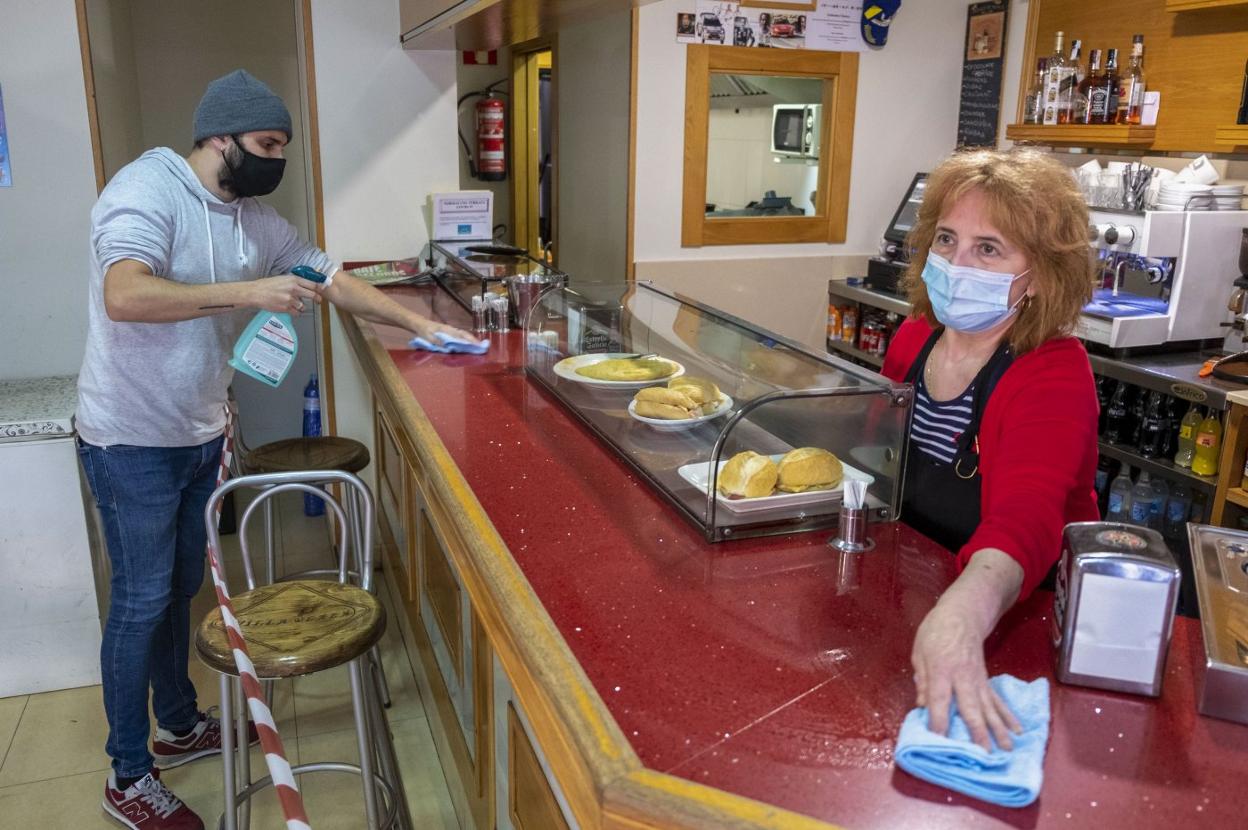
[882,318,1100,598]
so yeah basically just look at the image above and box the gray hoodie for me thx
[76,148,333,447]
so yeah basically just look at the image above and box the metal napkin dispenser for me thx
[1185,524,1248,725]
[1052,522,1181,697]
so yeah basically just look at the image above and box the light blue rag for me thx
[408,332,489,355]
[895,674,1049,808]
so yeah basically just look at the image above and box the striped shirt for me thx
[911,373,976,463]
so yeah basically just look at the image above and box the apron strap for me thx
[903,327,943,384]
[952,342,1014,477]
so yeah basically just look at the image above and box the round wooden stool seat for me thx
[245,436,370,475]
[195,580,385,679]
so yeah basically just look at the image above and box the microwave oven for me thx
[771,104,821,160]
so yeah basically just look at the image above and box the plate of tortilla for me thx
[553,353,685,387]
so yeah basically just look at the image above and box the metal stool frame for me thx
[204,471,413,830]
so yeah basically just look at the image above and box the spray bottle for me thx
[229,265,328,387]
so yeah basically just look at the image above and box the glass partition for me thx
[524,281,913,542]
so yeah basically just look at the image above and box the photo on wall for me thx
[675,0,866,51]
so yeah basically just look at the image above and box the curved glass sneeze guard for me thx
[524,281,913,542]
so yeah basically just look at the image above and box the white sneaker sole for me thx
[152,746,221,770]
[101,797,141,829]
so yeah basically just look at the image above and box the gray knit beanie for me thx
[193,70,292,143]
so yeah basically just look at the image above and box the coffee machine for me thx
[1223,229,1248,348]
[1077,208,1248,351]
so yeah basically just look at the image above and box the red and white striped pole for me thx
[209,414,311,830]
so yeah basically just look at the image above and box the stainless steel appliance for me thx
[1078,208,1248,350]
[1185,524,1248,725]
[1052,522,1180,697]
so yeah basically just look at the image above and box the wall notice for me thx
[678,1,865,52]
[0,84,11,187]
[956,0,1009,148]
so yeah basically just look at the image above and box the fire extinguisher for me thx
[475,95,506,181]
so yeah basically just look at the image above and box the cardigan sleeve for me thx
[881,317,933,383]
[958,339,1098,598]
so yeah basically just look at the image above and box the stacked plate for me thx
[1213,184,1245,211]
[1154,182,1213,211]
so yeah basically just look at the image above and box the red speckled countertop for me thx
[362,284,1248,829]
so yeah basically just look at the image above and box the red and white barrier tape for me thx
[209,414,311,830]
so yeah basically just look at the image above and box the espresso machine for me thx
[1077,207,1248,352]
[1222,229,1248,349]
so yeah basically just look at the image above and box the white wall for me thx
[706,106,819,213]
[310,0,460,456]
[635,0,988,263]
[0,2,101,381]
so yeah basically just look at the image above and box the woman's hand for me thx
[912,598,1021,751]
[911,548,1026,752]
[410,316,477,344]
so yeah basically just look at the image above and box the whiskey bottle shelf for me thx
[1005,123,1157,148]
[1214,125,1248,147]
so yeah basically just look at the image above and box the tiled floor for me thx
[0,492,459,829]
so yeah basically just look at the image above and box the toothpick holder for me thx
[830,505,874,553]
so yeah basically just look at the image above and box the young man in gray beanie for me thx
[78,69,472,830]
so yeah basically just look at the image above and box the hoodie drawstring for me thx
[235,200,246,264]
[201,200,216,284]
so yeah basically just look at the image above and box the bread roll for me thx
[716,451,779,499]
[633,386,697,420]
[635,387,697,409]
[776,447,843,493]
[668,376,721,409]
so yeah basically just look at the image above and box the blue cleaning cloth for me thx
[408,332,489,355]
[895,674,1049,808]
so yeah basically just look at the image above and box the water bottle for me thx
[303,373,325,516]
[1106,467,1134,523]
[1129,470,1155,526]
[1164,483,1191,541]
[1148,475,1169,531]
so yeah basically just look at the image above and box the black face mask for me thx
[222,135,285,197]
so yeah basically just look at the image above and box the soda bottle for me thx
[1148,476,1169,532]
[1103,383,1131,444]
[1137,391,1165,458]
[1173,403,1202,469]
[1158,397,1181,459]
[303,373,325,517]
[1192,408,1222,477]
[1129,386,1149,447]
[1096,377,1115,435]
[1106,467,1134,523]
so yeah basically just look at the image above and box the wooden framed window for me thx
[681,46,858,247]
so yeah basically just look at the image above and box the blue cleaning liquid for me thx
[303,373,325,516]
[229,266,327,387]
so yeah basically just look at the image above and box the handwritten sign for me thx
[956,0,1009,148]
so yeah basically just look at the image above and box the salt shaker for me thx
[492,295,511,333]
[471,294,488,335]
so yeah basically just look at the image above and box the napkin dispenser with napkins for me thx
[1052,522,1180,697]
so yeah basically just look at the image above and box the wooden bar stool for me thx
[198,471,413,830]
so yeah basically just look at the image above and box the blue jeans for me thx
[78,437,223,778]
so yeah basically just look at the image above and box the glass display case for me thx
[524,281,914,542]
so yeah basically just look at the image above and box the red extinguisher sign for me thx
[476,96,506,181]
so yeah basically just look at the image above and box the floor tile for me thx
[297,716,458,830]
[0,768,115,826]
[162,735,299,827]
[0,696,27,770]
[0,685,109,787]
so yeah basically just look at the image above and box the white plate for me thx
[553,353,685,388]
[627,394,734,431]
[677,453,876,514]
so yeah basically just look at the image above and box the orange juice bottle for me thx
[1191,408,1222,477]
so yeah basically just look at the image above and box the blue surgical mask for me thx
[920,252,1030,333]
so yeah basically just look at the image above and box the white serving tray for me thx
[677,453,875,514]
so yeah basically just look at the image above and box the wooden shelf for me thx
[1214,125,1248,147]
[1165,0,1248,11]
[1005,123,1157,148]
[1225,487,1248,509]
[826,339,883,368]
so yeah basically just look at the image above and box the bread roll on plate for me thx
[776,447,843,493]
[668,376,722,413]
[716,451,780,499]
[632,387,698,420]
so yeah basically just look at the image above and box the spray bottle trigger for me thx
[291,265,328,284]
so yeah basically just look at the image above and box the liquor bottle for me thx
[1089,49,1119,125]
[1192,408,1222,477]
[1137,391,1165,458]
[1174,402,1202,468]
[1103,382,1131,444]
[1164,483,1191,541]
[1024,58,1048,124]
[1057,38,1083,124]
[1042,31,1069,125]
[1130,471,1156,527]
[1107,466,1134,523]
[1119,35,1146,125]
[1076,48,1100,125]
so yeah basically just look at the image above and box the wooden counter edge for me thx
[339,308,849,830]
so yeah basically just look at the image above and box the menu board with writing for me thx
[956,0,1009,148]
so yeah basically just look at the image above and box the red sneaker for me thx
[102,769,203,830]
[152,710,259,770]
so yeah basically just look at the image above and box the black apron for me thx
[901,328,1013,552]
